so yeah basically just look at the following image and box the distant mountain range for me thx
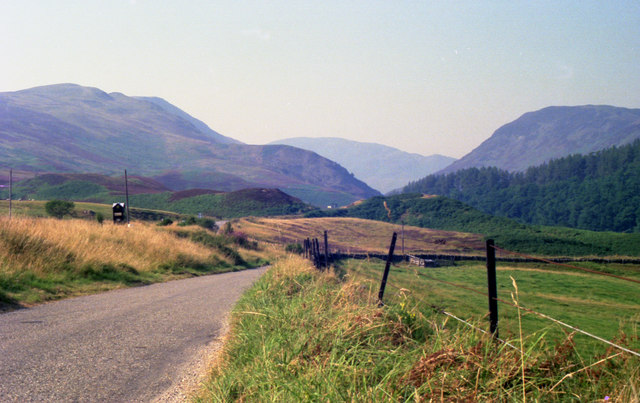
[269,137,455,193]
[438,105,640,174]
[0,84,379,206]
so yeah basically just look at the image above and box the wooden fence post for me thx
[377,232,398,307]
[324,230,329,270]
[313,238,320,269]
[486,239,499,338]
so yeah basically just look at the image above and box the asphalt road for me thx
[0,267,267,402]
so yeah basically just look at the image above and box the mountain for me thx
[438,105,640,174]
[134,96,241,145]
[269,137,455,193]
[0,84,379,206]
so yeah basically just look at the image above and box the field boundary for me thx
[300,231,640,359]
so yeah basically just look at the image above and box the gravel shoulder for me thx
[0,267,267,402]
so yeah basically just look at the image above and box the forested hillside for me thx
[402,140,640,232]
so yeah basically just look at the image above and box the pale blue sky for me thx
[2,1,639,158]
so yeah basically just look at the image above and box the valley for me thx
[4,2,639,400]
[1,84,639,402]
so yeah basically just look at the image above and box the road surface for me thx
[0,267,267,402]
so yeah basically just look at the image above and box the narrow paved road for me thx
[0,267,267,402]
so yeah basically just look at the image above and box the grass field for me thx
[0,200,184,222]
[197,255,639,401]
[340,259,640,356]
[234,216,485,255]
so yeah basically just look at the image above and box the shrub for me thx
[221,221,234,235]
[157,218,173,226]
[285,243,303,254]
[196,218,217,231]
[44,200,75,219]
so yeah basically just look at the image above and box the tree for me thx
[45,200,75,219]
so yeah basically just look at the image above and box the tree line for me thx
[402,140,640,233]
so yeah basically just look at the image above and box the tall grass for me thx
[198,255,639,401]
[0,217,264,308]
[342,259,640,355]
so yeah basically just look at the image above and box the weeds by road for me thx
[198,255,639,401]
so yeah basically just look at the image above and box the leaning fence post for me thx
[377,232,398,307]
[486,239,499,339]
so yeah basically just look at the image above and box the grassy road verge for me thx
[197,255,638,401]
[0,217,268,310]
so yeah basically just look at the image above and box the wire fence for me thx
[300,231,640,359]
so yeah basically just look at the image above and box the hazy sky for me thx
[2,1,639,158]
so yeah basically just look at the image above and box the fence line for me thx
[300,231,640,359]
[384,280,521,352]
[492,244,640,285]
[411,262,640,358]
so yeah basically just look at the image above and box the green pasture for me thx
[341,259,640,356]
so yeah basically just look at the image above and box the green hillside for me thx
[129,188,313,218]
[1,173,314,219]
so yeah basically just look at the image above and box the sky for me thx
[1,1,639,158]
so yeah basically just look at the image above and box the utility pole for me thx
[124,169,130,225]
[401,221,405,259]
[9,169,12,219]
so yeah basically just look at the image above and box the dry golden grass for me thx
[0,217,222,275]
[234,216,484,255]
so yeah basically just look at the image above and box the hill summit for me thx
[439,105,640,174]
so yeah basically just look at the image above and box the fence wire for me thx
[492,244,640,285]
[302,231,640,359]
